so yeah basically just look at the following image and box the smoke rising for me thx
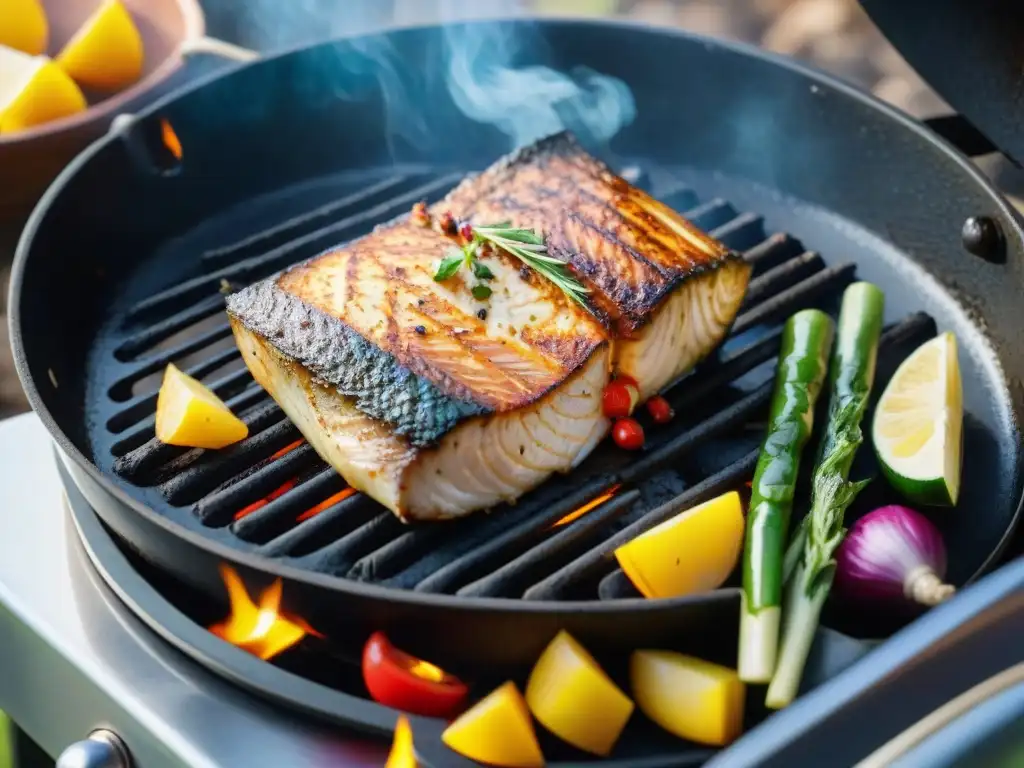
[213,0,635,151]
[442,12,636,148]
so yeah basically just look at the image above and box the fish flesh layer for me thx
[227,133,751,521]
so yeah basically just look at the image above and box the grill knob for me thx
[56,729,131,768]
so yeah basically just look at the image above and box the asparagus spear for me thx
[739,309,835,683]
[765,282,885,709]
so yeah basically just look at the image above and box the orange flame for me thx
[160,119,182,160]
[234,478,296,521]
[208,565,308,660]
[552,484,622,527]
[297,487,357,523]
[386,716,417,768]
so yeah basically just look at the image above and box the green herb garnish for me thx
[431,221,590,309]
[472,260,495,280]
[474,223,590,308]
[433,248,465,282]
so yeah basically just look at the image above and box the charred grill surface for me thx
[102,165,935,600]
[224,134,751,520]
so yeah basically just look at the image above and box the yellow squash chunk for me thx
[614,491,744,599]
[525,631,634,756]
[442,682,544,768]
[0,46,86,134]
[630,650,745,746]
[155,363,248,449]
[56,0,143,92]
[0,0,48,55]
[385,716,416,768]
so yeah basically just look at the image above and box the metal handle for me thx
[56,729,131,768]
[856,662,1024,767]
[922,114,998,159]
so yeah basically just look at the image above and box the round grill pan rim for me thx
[10,19,1024,613]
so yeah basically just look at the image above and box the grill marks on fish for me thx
[274,221,604,418]
[441,132,737,336]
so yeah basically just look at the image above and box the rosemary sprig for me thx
[474,223,590,308]
[431,219,590,309]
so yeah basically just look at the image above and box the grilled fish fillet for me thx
[227,132,750,521]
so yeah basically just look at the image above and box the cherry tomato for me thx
[646,396,674,424]
[362,631,469,718]
[612,418,645,450]
[458,221,474,242]
[616,374,639,389]
[603,380,639,419]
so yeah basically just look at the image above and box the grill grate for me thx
[100,167,937,602]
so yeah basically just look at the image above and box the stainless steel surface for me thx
[0,413,389,767]
[56,730,131,768]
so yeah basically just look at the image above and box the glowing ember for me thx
[297,487,357,523]
[271,440,303,460]
[160,119,182,160]
[234,478,296,521]
[209,565,308,660]
[386,716,417,768]
[552,484,622,527]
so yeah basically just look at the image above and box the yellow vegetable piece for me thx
[525,630,634,756]
[442,682,544,768]
[0,0,48,55]
[385,716,416,768]
[0,46,86,134]
[614,491,744,599]
[155,363,249,449]
[56,0,143,92]
[630,650,745,747]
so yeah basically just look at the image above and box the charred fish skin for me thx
[228,186,607,431]
[226,278,486,446]
[231,314,609,522]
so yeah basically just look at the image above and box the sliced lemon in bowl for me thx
[0,45,87,134]
[56,0,144,92]
[873,331,963,506]
[0,0,49,55]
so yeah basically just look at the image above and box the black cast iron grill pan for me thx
[10,20,1024,682]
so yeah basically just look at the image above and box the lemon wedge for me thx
[873,331,963,506]
[0,0,48,55]
[614,491,744,599]
[0,45,86,134]
[155,364,249,449]
[56,0,143,92]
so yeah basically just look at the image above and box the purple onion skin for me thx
[835,505,949,608]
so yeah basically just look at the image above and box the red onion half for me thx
[835,505,955,608]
